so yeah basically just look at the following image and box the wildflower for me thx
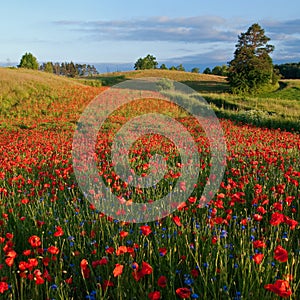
[113,264,124,277]
[264,279,292,298]
[47,246,60,255]
[80,259,90,279]
[253,240,267,248]
[0,282,8,294]
[252,253,264,264]
[140,225,152,236]
[274,245,288,263]
[159,247,167,256]
[28,235,41,248]
[172,216,182,227]
[54,226,64,237]
[176,287,191,299]
[157,275,167,288]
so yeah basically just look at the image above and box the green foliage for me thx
[43,62,54,73]
[39,62,98,77]
[156,78,174,91]
[228,23,277,94]
[176,64,185,71]
[134,54,158,70]
[18,52,39,70]
[211,65,228,76]
[191,67,200,73]
[215,108,300,132]
[169,66,177,71]
[160,63,168,70]
[78,79,102,87]
[275,62,300,79]
[203,67,211,74]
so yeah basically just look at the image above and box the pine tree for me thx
[228,23,278,94]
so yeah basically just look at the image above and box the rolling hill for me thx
[0,67,299,131]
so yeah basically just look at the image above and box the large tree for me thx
[134,54,158,70]
[18,52,39,70]
[228,23,278,94]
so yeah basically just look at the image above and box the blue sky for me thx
[1,0,300,69]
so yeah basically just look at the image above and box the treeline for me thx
[39,62,98,77]
[275,62,300,79]
[202,65,228,76]
[159,63,229,75]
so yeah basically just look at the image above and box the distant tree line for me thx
[275,62,300,79]
[203,65,228,76]
[39,62,99,77]
[134,54,203,73]
[18,52,98,77]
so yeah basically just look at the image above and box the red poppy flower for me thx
[5,250,17,267]
[274,245,288,262]
[284,216,298,230]
[47,246,60,255]
[176,287,191,299]
[264,279,292,298]
[157,275,167,288]
[253,214,263,221]
[27,258,38,271]
[21,198,29,204]
[140,261,153,275]
[252,253,264,264]
[273,202,283,211]
[23,249,31,256]
[0,281,8,294]
[140,225,152,236]
[119,231,129,238]
[159,247,167,256]
[19,261,27,271]
[80,259,90,278]
[212,236,218,244]
[53,226,64,237]
[113,264,124,277]
[105,247,114,255]
[270,212,285,226]
[28,235,41,248]
[148,291,161,300]
[65,277,73,284]
[35,275,44,285]
[172,216,182,227]
[116,246,127,256]
[253,240,267,249]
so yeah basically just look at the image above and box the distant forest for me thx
[38,60,300,79]
[39,61,99,77]
[275,62,300,79]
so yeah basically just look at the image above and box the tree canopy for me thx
[18,52,39,70]
[134,54,158,70]
[275,62,300,79]
[227,23,278,94]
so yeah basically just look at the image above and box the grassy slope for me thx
[1,67,299,131]
[0,67,103,129]
[91,69,300,123]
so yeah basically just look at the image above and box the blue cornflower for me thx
[184,278,194,285]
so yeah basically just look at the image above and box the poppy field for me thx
[0,70,299,299]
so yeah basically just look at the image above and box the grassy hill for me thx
[0,67,103,129]
[1,67,299,131]
[84,69,300,131]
